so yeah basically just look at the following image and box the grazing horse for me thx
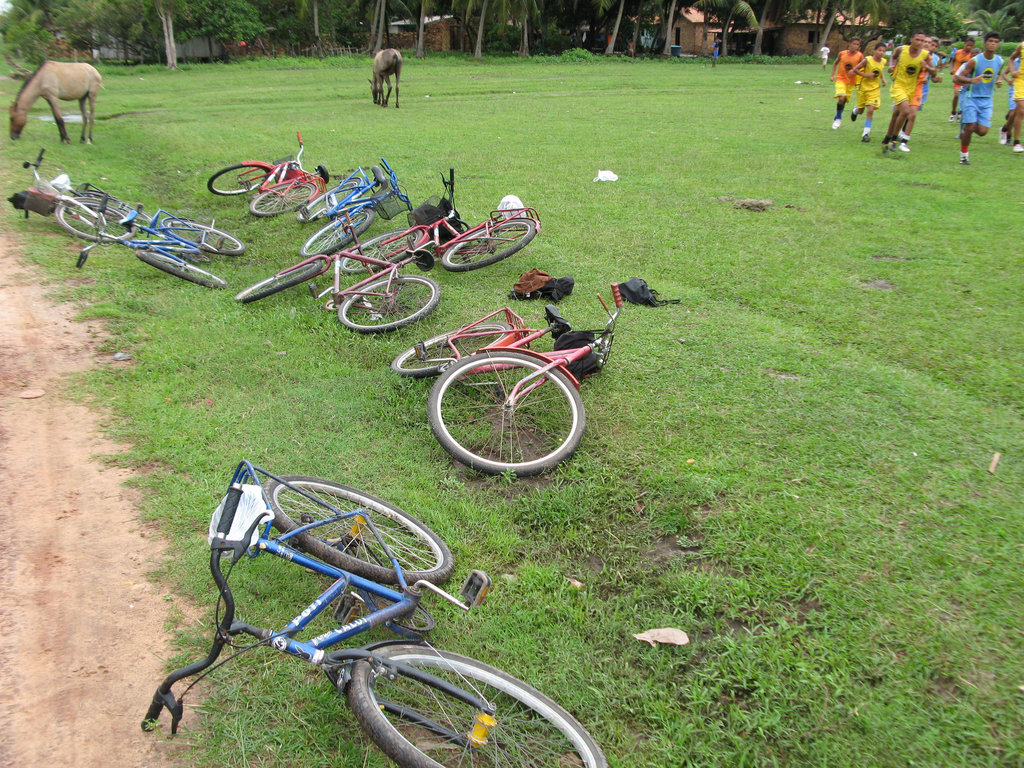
[370,49,401,109]
[9,61,102,144]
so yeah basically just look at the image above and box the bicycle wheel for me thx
[207,162,274,196]
[337,275,441,334]
[427,350,585,477]
[297,176,363,223]
[441,219,538,272]
[341,228,419,274]
[249,181,320,217]
[347,645,608,768]
[233,258,328,303]
[134,248,228,289]
[300,207,376,258]
[54,198,133,243]
[391,322,516,379]
[263,476,454,585]
[166,220,246,256]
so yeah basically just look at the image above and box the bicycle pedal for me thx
[460,569,492,609]
[333,593,362,625]
[413,341,428,361]
[307,282,318,298]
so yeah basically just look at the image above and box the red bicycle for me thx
[206,132,330,217]
[391,285,624,476]
[341,169,539,274]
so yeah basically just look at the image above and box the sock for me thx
[898,131,910,141]
[865,119,873,129]
[961,145,969,153]
[900,138,908,145]
[882,134,892,144]
[836,108,844,119]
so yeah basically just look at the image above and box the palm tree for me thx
[965,7,1021,37]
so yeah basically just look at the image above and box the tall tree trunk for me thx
[605,0,625,54]
[157,6,177,69]
[375,0,388,53]
[820,5,837,49]
[753,2,768,55]
[722,8,736,56]
[661,0,677,56]
[313,0,320,43]
[474,0,489,58]
[630,14,641,54]
[416,1,426,57]
[519,15,530,57]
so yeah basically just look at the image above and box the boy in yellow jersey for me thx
[949,37,977,120]
[851,42,887,141]
[1000,43,1024,152]
[831,38,864,128]
[893,36,943,152]
[881,31,939,154]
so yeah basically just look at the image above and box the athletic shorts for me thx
[910,82,924,108]
[960,98,993,127]
[920,82,931,107]
[857,89,881,109]
[834,80,855,98]
[891,82,914,105]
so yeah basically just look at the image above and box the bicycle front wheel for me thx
[249,181,320,217]
[264,476,454,585]
[341,228,420,274]
[300,207,376,258]
[391,322,516,379]
[207,162,274,196]
[233,258,328,303]
[427,350,585,476]
[337,275,441,333]
[347,645,608,768]
[297,176,362,222]
[54,198,133,242]
[135,249,228,289]
[441,219,538,272]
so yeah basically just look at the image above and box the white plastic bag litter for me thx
[593,170,618,182]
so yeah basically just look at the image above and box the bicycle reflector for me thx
[460,569,492,608]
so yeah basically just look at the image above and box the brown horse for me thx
[10,61,102,144]
[370,49,401,109]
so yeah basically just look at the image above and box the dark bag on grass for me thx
[553,330,598,381]
[510,269,574,302]
[617,277,679,307]
[9,187,57,216]
[410,197,464,243]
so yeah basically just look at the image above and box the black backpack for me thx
[617,277,679,307]
[552,330,599,381]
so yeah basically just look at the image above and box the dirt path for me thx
[0,232,184,767]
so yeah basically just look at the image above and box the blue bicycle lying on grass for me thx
[142,460,607,768]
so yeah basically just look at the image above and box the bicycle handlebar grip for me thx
[142,694,164,729]
[37,147,45,164]
[296,130,302,144]
[611,283,623,308]
[217,483,243,536]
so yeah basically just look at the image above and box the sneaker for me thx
[832,118,842,130]
[959,154,970,165]
[851,108,858,122]
[882,142,890,154]
[1014,143,1024,153]
[949,114,956,122]
[898,142,910,152]
[861,133,871,143]
[999,130,1009,145]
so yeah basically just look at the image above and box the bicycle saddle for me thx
[544,305,571,339]
[316,165,330,183]
[371,166,387,186]
[411,246,435,272]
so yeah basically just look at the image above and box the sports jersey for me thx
[960,53,1004,101]
[892,46,930,89]
[858,57,886,93]
[836,50,864,84]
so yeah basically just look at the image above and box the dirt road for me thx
[0,232,184,767]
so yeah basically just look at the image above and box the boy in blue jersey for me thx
[954,32,1003,164]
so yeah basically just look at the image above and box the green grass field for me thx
[2,55,1022,767]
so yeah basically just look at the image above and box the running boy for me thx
[831,38,864,129]
[881,32,939,154]
[851,42,887,141]
[954,32,1003,164]
[999,47,1022,151]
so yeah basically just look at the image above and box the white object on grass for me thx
[593,170,618,182]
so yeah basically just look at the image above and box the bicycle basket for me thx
[409,196,447,226]
[374,186,412,220]
[9,186,58,215]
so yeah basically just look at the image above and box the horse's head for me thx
[9,103,27,140]
[370,77,381,105]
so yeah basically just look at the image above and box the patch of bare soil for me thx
[0,233,183,768]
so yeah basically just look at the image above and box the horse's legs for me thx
[78,95,89,143]
[394,72,399,109]
[86,90,97,144]
[44,95,70,144]
[382,76,391,108]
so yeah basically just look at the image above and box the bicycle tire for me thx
[249,181,320,217]
[54,198,133,243]
[337,275,441,334]
[341,228,420,274]
[300,207,376,258]
[233,259,327,303]
[166,219,246,256]
[390,322,516,379]
[441,218,538,272]
[264,476,454,585]
[347,645,608,768]
[134,248,228,289]
[207,162,274,196]
[297,176,363,223]
[427,349,585,477]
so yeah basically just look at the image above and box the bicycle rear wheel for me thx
[264,476,454,585]
[207,162,274,196]
[427,350,585,477]
[250,181,320,217]
[391,322,516,378]
[441,219,538,272]
[54,198,133,242]
[135,248,228,289]
[347,645,607,768]
[297,176,363,222]
[233,258,328,303]
[300,207,376,258]
[337,275,441,333]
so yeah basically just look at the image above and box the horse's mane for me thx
[15,61,47,103]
